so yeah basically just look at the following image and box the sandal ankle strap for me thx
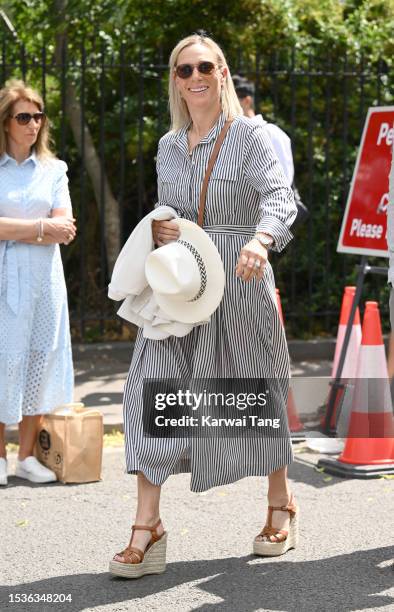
[131,518,162,542]
[268,494,296,514]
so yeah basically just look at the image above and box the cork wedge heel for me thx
[109,519,167,578]
[253,494,298,557]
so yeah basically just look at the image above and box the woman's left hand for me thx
[235,238,268,282]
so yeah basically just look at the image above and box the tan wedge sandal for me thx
[109,518,167,578]
[253,494,298,557]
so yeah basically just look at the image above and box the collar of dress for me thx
[0,150,38,167]
[173,112,227,156]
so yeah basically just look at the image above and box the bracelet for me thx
[36,218,44,242]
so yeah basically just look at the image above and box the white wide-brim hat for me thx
[145,219,225,324]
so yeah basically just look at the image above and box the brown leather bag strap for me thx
[197,119,233,227]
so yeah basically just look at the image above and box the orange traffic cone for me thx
[318,301,394,478]
[275,288,303,433]
[331,286,362,379]
[321,286,362,431]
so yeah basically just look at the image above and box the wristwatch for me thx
[254,233,274,249]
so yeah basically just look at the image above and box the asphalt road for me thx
[1,446,393,612]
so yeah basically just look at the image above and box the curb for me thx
[288,334,390,361]
[287,338,336,361]
[71,338,338,362]
[71,335,391,362]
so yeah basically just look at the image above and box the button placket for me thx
[189,149,195,211]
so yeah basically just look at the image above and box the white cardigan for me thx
[108,206,208,340]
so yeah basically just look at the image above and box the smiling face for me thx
[174,43,227,115]
[6,99,43,152]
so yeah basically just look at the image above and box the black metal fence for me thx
[1,33,392,339]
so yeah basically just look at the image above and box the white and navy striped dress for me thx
[123,113,297,492]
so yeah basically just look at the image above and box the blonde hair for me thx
[168,34,243,131]
[0,79,54,158]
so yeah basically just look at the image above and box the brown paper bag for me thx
[35,403,103,483]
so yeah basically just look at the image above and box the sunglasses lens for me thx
[176,62,216,79]
[198,61,215,74]
[14,112,44,125]
[16,113,31,125]
[176,64,193,79]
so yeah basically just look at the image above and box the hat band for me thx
[178,239,207,302]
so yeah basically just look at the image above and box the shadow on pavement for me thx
[78,392,124,408]
[1,546,393,612]
[288,455,346,489]
[74,365,128,384]
[4,477,102,489]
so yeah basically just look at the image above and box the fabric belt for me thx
[203,225,255,236]
[0,241,20,315]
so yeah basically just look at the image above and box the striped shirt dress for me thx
[123,113,297,492]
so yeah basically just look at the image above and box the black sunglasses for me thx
[11,112,45,125]
[175,61,217,79]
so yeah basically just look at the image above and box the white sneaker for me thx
[0,457,7,486]
[15,456,57,483]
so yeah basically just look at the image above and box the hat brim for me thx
[152,219,225,324]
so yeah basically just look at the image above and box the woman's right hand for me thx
[44,217,77,244]
[152,220,180,247]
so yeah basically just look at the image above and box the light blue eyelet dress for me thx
[0,152,74,425]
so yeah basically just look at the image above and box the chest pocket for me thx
[210,163,239,182]
[158,166,188,208]
[205,163,240,223]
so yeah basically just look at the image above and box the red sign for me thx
[337,106,394,257]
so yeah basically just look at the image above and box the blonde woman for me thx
[110,34,298,578]
[0,81,76,486]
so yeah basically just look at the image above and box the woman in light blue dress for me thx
[0,80,76,486]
